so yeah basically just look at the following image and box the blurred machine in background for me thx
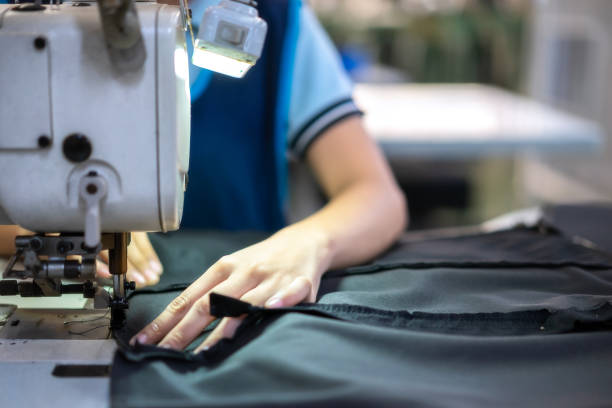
[311,0,528,89]
[305,0,610,229]
[521,0,612,204]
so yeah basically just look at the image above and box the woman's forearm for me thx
[279,178,407,271]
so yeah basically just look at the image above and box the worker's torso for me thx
[181,0,295,231]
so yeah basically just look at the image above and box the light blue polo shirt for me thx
[181,0,362,231]
[189,0,360,159]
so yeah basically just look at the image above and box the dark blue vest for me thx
[181,0,299,232]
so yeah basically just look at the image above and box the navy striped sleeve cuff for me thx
[289,98,363,158]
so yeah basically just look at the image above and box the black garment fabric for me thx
[112,225,612,408]
[542,203,612,254]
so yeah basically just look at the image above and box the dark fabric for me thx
[112,226,612,408]
[542,203,612,255]
[114,318,612,408]
[206,293,612,336]
[147,231,265,285]
[360,226,612,271]
[182,1,290,232]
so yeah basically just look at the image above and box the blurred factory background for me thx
[291,0,611,229]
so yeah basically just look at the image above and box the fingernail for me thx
[150,261,163,273]
[159,344,171,349]
[133,273,146,284]
[130,333,147,346]
[143,269,159,284]
[265,297,283,309]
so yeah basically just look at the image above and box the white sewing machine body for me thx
[0,1,191,234]
[0,5,267,405]
[0,1,191,330]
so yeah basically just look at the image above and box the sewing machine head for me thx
[0,0,190,328]
[0,0,268,329]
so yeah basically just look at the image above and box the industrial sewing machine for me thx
[0,0,267,330]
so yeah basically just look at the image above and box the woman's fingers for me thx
[127,259,149,288]
[127,241,152,279]
[195,284,274,351]
[132,233,163,275]
[157,273,260,350]
[265,276,313,309]
[130,263,232,346]
[98,234,163,287]
[96,260,111,278]
[128,233,162,286]
[195,317,243,353]
[130,241,321,352]
[195,276,312,351]
[98,250,150,287]
[99,250,109,264]
[129,248,160,286]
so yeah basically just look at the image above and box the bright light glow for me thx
[192,47,254,78]
[174,47,189,81]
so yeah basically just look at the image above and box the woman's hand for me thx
[97,232,163,288]
[131,116,407,351]
[130,227,332,351]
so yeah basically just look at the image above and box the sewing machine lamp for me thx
[191,0,267,78]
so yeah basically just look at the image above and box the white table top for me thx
[353,84,604,158]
